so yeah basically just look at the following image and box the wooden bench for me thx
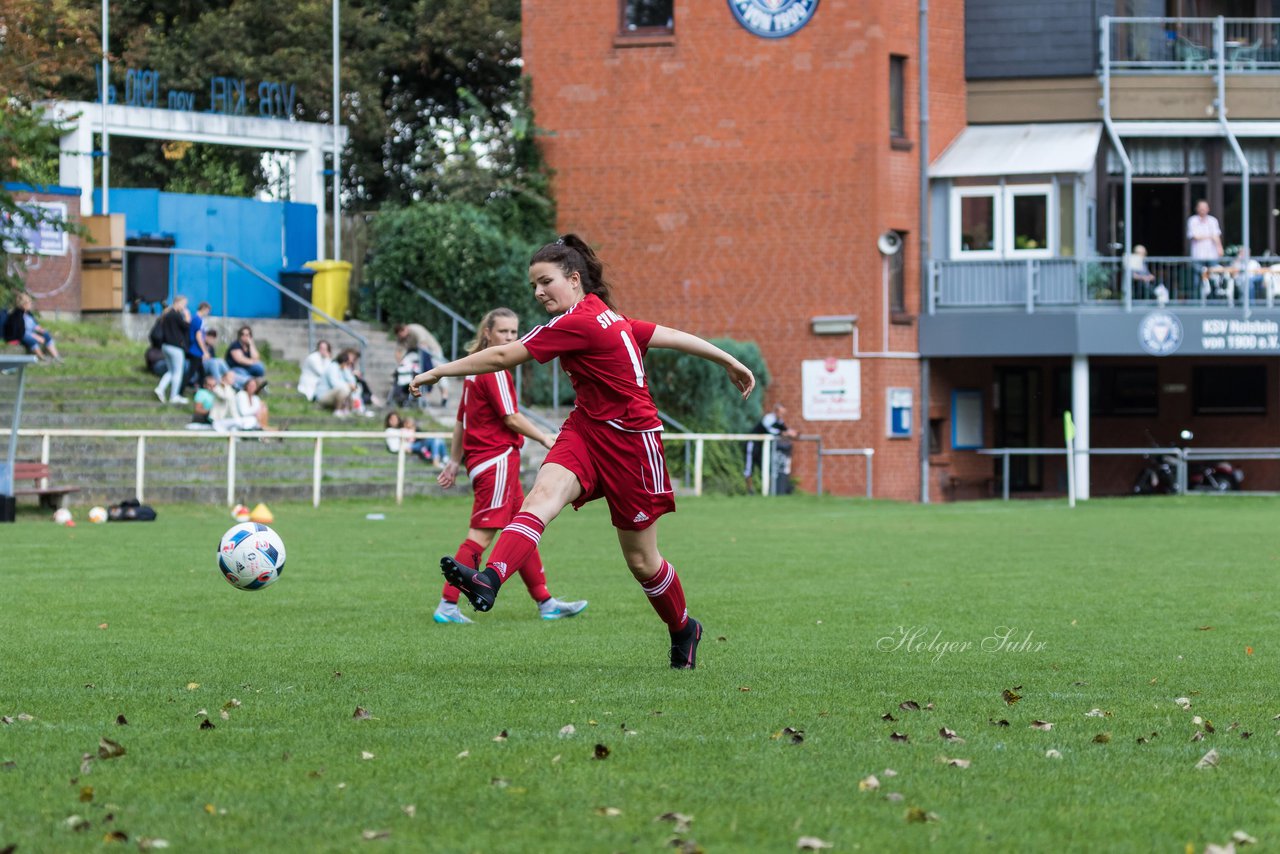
[12,462,81,510]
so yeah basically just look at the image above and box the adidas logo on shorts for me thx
[633,511,650,523]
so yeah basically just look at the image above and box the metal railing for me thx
[83,245,368,354]
[1105,17,1280,73]
[17,427,799,506]
[929,256,1280,313]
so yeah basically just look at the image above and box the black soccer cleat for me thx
[669,618,702,669]
[440,556,499,612]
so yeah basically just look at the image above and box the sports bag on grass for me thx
[108,499,158,521]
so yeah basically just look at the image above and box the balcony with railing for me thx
[927,256,1280,314]
[1105,17,1280,74]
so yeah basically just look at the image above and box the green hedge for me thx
[645,339,771,494]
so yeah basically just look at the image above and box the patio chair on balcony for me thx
[1175,35,1212,70]
[1230,39,1262,71]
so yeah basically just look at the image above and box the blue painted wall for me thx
[92,189,318,317]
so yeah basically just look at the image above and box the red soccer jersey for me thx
[520,293,661,432]
[457,370,523,465]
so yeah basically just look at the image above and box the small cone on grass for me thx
[249,503,274,524]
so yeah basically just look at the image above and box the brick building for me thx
[4,184,82,315]
[523,0,967,499]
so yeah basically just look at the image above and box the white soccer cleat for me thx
[539,597,588,620]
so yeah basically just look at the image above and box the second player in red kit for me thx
[433,308,587,625]
[412,234,754,668]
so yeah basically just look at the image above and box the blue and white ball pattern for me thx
[218,522,286,590]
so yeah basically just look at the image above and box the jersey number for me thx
[619,329,646,387]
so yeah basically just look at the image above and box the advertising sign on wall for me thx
[802,357,860,421]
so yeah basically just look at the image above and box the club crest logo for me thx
[1139,311,1183,356]
[728,0,820,39]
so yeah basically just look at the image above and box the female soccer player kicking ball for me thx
[432,307,588,625]
[411,235,754,668]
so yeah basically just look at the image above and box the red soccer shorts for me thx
[467,447,524,530]
[544,412,675,530]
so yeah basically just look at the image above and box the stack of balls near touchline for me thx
[219,503,286,591]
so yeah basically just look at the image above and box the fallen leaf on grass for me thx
[1137,732,1159,744]
[185,683,199,691]
[360,830,390,841]
[103,830,128,843]
[1195,748,1220,769]
[1,761,15,772]
[115,715,127,726]
[1092,733,1111,744]
[1085,709,1109,718]
[97,738,126,759]
[1197,626,1214,631]
[1030,721,1054,731]
[1204,845,1236,854]
[1045,749,1062,759]
[655,812,693,833]
[456,751,469,759]
[784,727,804,745]
[138,838,169,850]
[0,717,10,725]
[884,792,905,802]
[199,719,215,730]
[65,815,91,831]
[941,757,971,768]
[490,777,510,788]
[98,623,108,630]
[401,805,416,819]
[594,807,622,817]
[858,774,880,792]
[668,839,704,853]
[990,719,1010,727]
[1240,732,1252,739]
[1192,731,1205,742]
[219,710,230,721]
[797,837,833,850]
[881,713,897,722]
[1232,830,1257,845]
[1002,688,1022,706]
[558,724,576,737]
[493,730,508,742]
[905,807,940,823]
[1175,697,1192,710]
[890,732,910,743]
[360,751,375,761]
[223,699,241,710]
[899,701,921,711]
[738,686,751,692]
[593,744,610,760]
[79,786,94,802]
[79,753,93,774]
[353,707,372,721]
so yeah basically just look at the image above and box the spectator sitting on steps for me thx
[235,377,273,431]
[316,347,358,417]
[298,340,332,401]
[4,292,63,362]
[226,325,267,389]
[202,328,231,382]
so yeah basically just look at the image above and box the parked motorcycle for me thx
[1132,430,1245,495]
[1132,437,1182,495]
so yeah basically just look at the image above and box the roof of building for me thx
[930,122,1103,178]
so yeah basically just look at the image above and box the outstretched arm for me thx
[503,412,556,450]
[410,342,532,396]
[648,325,755,399]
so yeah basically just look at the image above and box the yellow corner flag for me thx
[1063,411,1075,444]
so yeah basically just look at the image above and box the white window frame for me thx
[1005,183,1055,259]
[948,183,1057,259]
[950,186,1001,259]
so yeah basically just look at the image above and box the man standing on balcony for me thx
[1187,199,1224,262]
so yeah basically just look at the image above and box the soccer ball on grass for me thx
[217,522,286,590]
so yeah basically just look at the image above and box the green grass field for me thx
[2,494,1277,853]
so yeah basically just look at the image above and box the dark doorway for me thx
[995,367,1043,491]
[1131,183,1186,256]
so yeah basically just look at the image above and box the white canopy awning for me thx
[931,122,1103,178]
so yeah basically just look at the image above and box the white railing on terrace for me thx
[17,429,831,505]
[1105,17,1280,73]
[928,256,1280,313]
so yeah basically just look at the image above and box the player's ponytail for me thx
[530,234,617,311]
[466,307,518,355]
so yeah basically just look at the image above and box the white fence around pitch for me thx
[17,428,809,506]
